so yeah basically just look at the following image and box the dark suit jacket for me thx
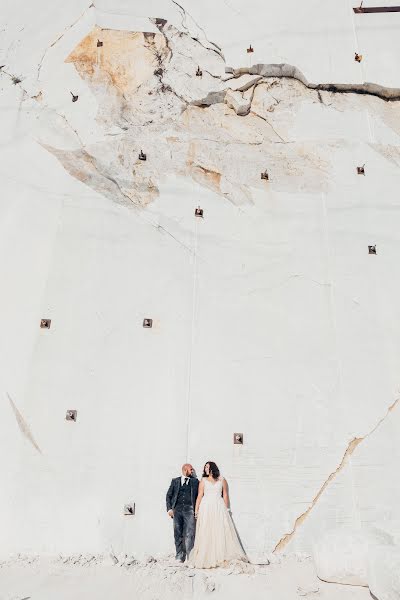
[166,476,199,511]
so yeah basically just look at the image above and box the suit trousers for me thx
[173,506,195,560]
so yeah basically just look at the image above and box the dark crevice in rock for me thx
[170,0,224,59]
[226,63,400,102]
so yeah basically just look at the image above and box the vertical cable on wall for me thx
[185,207,199,462]
[348,0,363,75]
[321,191,345,414]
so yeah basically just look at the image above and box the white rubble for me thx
[297,583,320,597]
[0,553,371,600]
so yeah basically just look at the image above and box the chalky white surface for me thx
[0,0,400,565]
[312,526,393,586]
[368,543,400,600]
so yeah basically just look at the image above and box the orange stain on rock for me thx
[65,26,167,96]
[185,140,222,193]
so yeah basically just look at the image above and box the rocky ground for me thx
[0,553,371,600]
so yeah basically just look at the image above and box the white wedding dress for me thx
[188,477,248,569]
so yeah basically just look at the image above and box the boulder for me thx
[368,544,400,600]
[224,89,251,116]
[312,526,394,586]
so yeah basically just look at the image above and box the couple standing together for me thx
[166,461,248,569]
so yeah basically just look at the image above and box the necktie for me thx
[184,477,189,485]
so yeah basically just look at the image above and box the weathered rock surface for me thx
[313,527,394,586]
[2,0,400,562]
[224,89,251,116]
[368,544,400,600]
[30,21,400,209]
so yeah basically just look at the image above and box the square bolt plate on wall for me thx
[195,207,203,217]
[261,170,269,180]
[124,503,135,515]
[66,410,77,421]
[368,245,377,254]
[233,433,243,445]
[40,318,51,329]
[143,318,153,328]
[357,165,365,175]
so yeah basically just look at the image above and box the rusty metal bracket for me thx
[368,245,377,254]
[40,318,51,329]
[124,504,135,515]
[233,433,243,445]
[66,410,77,421]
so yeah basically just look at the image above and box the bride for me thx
[188,461,248,569]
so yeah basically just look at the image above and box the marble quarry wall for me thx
[1,0,400,559]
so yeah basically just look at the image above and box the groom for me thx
[166,463,199,562]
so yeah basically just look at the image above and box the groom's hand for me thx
[168,509,174,518]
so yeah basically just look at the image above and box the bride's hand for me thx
[194,511,198,519]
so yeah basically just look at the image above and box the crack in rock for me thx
[194,63,400,119]
[273,398,400,553]
[250,108,286,142]
[0,68,28,93]
[193,61,400,116]
[7,393,42,454]
[0,65,85,148]
[225,63,400,102]
[40,143,156,206]
[37,2,94,81]
[170,0,224,59]
[39,21,400,208]
[151,18,173,62]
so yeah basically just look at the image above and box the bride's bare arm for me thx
[222,478,230,509]
[194,480,204,517]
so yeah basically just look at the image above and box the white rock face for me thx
[1,0,400,559]
[368,544,400,600]
[313,527,394,586]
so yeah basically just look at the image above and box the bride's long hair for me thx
[202,461,220,480]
